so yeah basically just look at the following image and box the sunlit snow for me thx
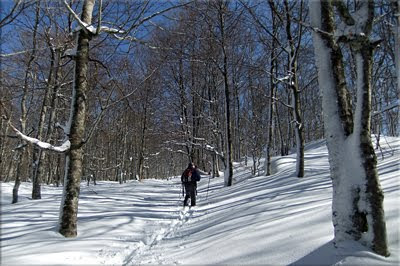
[1,137,398,265]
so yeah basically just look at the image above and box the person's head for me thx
[188,162,194,169]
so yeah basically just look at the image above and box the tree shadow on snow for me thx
[289,240,343,266]
[289,239,393,266]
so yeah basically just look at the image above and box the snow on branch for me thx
[9,123,70,153]
[276,75,290,83]
[1,49,35,58]
[64,47,77,57]
[65,0,192,47]
[55,122,70,136]
[72,24,126,35]
[111,34,159,49]
[99,26,125,34]
[64,0,124,37]
[266,96,293,109]
[62,0,90,35]
[1,44,67,58]
[333,1,373,43]
[204,144,224,158]
[290,16,333,39]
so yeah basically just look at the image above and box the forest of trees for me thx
[0,0,398,256]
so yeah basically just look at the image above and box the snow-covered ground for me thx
[1,137,399,265]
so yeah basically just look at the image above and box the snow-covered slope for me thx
[1,137,399,265]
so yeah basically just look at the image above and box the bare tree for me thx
[57,0,96,237]
[265,0,278,176]
[282,0,305,177]
[12,1,41,203]
[213,0,234,186]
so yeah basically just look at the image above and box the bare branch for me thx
[332,0,355,26]
[0,0,33,29]
[127,1,193,34]
[82,91,113,145]
[106,1,193,45]
[373,101,400,117]
[104,66,159,109]
[291,16,333,39]
[240,0,286,52]
[96,0,102,35]
[265,96,293,109]
[0,101,10,120]
[62,0,90,35]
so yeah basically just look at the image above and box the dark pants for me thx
[183,182,196,206]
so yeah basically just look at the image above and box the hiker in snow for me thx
[181,162,201,207]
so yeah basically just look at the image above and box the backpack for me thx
[182,168,193,183]
[194,170,201,181]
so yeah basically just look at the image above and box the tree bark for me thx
[284,0,305,178]
[217,2,233,186]
[265,0,277,176]
[13,1,41,203]
[43,47,62,185]
[59,0,95,238]
[353,38,389,257]
[32,31,56,199]
[137,92,149,181]
[309,0,389,256]
[12,150,22,204]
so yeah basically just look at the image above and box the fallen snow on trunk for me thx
[1,137,399,265]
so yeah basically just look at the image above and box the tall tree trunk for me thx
[222,36,233,186]
[265,69,275,176]
[43,48,62,186]
[207,73,221,178]
[292,88,305,178]
[175,56,192,162]
[309,0,389,256]
[13,1,41,203]
[284,0,304,178]
[137,98,148,181]
[218,2,233,186]
[12,149,23,204]
[354,40,389,257]
[286,94,292,156]
[275,109,285,156]
[265,0,277,176]
[121,119,128,183]
[235,81,241,161]
[59,0,95,238]
[32,31,56,199]
[0,120,10,179]
[191,58,199,163]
